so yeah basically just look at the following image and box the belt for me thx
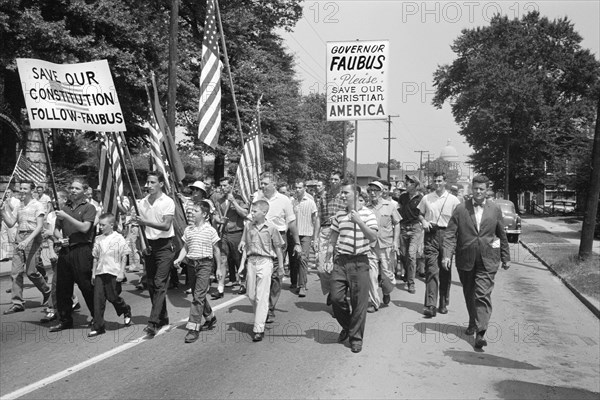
[321,223,331,227]
[400,220,420,225]
[187,257,213,265]
[147,237,174,244]
[18,230,33,234]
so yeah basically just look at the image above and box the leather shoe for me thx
[3,305,24,315]
[200,316,217,331]
[72,302,81,311]
[143,324,157,337]
[408,286,416,294]
[338,329,349,343]
[326,294,331,305]
[211,291,224,300]
[87,329,106,338]
[438,305,448,314]
[350,342,362,353]
[465,326,476,336]
[474,333,488,349]
[265,311,275,324]
[124,314,132,326]
[184,330,200,343]
[49,322,73,332]
[367,305,377,313]
[41,311,57,323]
[382,294,391,305]
[423,306,437,318]
[238,286,247,295]
[252,332,264,342]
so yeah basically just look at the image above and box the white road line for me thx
[1,295,247,400]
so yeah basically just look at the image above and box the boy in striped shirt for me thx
[174,201,222,343]
[325,184,378,354]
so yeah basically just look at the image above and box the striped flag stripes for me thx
[98,134,118,217]
[146,99,172,192]
[108,133,124,202]
[197,0,222,148]
[236,111,263,203]
[14,154,46,185]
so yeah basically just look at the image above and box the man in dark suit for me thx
[442,175,510,349]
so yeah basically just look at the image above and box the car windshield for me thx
[498,203,515,214]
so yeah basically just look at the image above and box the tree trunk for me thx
[579,97,600,260]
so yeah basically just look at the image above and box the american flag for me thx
[236,108,264,203]
[14,154,46,184]
[146,95,172,193]
[197,0,222,148]
[151,73,186,184]
[98,133,118,217]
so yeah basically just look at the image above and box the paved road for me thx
[1,241,599,399]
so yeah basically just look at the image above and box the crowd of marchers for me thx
[0,169,510,354]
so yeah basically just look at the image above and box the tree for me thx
[1,0,304,178]
[432,12,600,204]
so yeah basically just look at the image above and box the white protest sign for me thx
[16,58,125,131]
[326,40,389,121]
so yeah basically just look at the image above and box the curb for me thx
[520,240,600,319]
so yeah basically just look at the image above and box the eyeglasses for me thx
[367,188,381,193]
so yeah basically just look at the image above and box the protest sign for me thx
[16,58,125,131]
[326,40,389,121]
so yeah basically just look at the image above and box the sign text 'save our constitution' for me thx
[17,58,126,132]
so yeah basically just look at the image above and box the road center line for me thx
[1,295,247,400]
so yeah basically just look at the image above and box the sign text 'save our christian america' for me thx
[17,59,125,131]
[326,40,389,121]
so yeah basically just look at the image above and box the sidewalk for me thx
[520,215,600,318]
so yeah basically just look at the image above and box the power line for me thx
[302,15,327,46]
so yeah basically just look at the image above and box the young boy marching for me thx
[174,201,221,344]
[239,200,284,342]
[88,213,132,337]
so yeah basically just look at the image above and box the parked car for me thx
[495,199,521,243]
[551,199,576,214]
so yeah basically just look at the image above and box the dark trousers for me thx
[144,238,175,326]
[93,274,131,331]
[222,230,243,282]
[269,231,288,313]
[187,259,213,330]
[56,243,95,325]
[457,256,497,332]
[400,221,423,288]
[289,235,311,288]
[424,229,452,308]
[330,254,370,345]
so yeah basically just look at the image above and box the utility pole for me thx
[414,150,428,185]
[383,115,399,182]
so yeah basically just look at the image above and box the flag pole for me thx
[110,131,151,252]
[118,131,144,198]
[40,129,60,211]
[214,0,246,146]
[0,149,23,205]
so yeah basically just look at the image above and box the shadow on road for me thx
[494,379,599,399]
[444,350,540,370]
[295,301,331,314]
[414,322,472,346]
[392,299,423,314]
[226,304,253,314]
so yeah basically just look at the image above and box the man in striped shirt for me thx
[325,184,378,354]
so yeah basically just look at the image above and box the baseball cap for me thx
[368,181,385,191]
[405,174,421,186]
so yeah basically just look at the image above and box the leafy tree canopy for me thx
[432,11,600,200]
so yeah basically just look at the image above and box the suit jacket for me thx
[443,200,510,272]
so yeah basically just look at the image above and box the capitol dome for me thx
[440,139,459,162]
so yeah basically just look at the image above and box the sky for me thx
[279,0,600,170]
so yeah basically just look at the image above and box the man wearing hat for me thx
[398,175,424,294]
[366,180,401,310]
